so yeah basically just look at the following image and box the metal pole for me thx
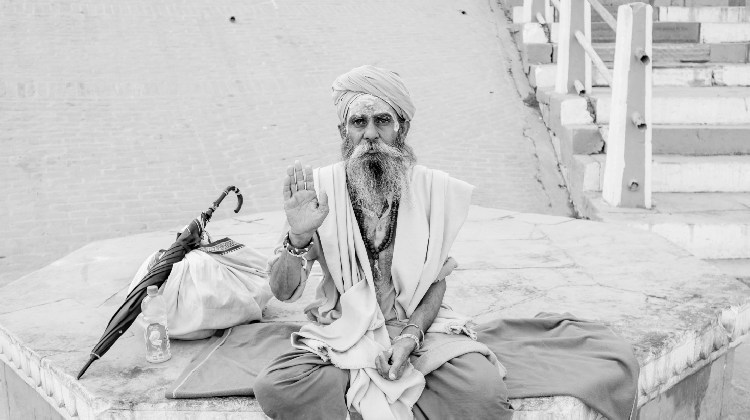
[587,0,617,31]
[574,30,613,86]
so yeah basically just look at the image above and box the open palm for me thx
[283,161,329,239]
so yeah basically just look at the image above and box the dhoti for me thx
[255,349,513,420]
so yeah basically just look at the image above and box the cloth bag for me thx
[128,237,273,340]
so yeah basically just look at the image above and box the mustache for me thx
[349,140,408,161]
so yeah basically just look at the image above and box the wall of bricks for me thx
[0,0,571,286]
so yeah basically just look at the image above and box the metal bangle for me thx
[394,334,421,351]
[399,323,425,344]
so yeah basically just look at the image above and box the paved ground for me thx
[0,0,571,287]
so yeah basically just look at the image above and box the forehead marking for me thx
[348,94,395,117]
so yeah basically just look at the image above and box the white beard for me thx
[344,139,414,211]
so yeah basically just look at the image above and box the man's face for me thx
[341,94,416,210]
[342,94,401,149]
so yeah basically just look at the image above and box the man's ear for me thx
[399,120,411,140]
[338,124,347,141]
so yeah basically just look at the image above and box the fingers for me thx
[375,351,390,379]
[294,160,305,192]
[388,352,407,381]
[286,165,296,194]
[282,171,293,200]
[304,165,315,192]
[286,162,316,199]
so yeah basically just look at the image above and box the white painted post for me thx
[555,0,592,94]
[602,3,653,209]
[524,0,554,23]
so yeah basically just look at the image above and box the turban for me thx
[332,65,415,123]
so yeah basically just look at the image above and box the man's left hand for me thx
[375,339,416,381]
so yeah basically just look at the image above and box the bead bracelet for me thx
[283,232,313,260]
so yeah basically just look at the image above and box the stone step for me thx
[600,0,747,6]
[658,6,748,22]
[701,22,750,41]
[564,124,750,155]
[573,154,750,193]
[506,0,750,12]
[516,22,750,43]
[707,258,750,281]
[591,87,750,124]
[513,6,748,24]
[521,42,750,66]
[512,5,653,24]
[528,63,750,88]
[578,191,750,259]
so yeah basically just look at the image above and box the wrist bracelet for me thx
[394,334,421,351]
[283,232,313,259]
[399,323,425,344]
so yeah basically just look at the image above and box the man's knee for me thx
[455,354,510,405]
[254,361,349,419]
[253,367,284,414]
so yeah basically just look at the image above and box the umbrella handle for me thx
[202,186,243,224]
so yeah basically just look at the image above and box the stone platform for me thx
[0,206,748,419]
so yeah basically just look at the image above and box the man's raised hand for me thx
[283,160,329,247]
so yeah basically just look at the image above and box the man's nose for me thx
[362,120,379,141]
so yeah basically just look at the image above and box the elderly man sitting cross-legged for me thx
[254,65,514,420]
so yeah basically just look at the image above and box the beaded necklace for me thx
[349,188,400,280]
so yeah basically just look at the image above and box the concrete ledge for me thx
[513,6,747,24]
[592,87,750,124]
[529,63,724,88]
[514,21,750,43]
[701,23,750,43]
[536,88,594,133]
[1,208,749,418]
[658,6,747,22]
[579,192,750,258]
[520,42,750,64]
[605,124,750,155]
[514,23,558,44]
[575,154,750,193]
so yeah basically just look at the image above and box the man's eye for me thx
[376,116,392,125]
[352,119,366,127]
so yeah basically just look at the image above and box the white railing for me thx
[525,0,653,209]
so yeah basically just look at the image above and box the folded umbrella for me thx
[76,186,243,380]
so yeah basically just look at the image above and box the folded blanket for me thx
[477,313,639,420]
[166,322,300,399]
[168,313,639,420]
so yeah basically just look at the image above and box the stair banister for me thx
[601,3,653,209]
[555,0,592,94]
[524,0,554,24]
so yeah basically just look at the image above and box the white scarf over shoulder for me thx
[291,162,474,420]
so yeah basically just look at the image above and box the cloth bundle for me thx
[128,237,273,340]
